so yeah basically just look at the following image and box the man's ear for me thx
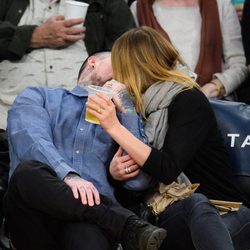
[78,56,97,83]
[87,56,96,68]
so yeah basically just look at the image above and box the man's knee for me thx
[11,161,55,181]
[9,161,56,191]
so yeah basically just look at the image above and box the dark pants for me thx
[236,74,250,104]
[158,193,250,250]
[3,161,135,250]
[0,129,9,226]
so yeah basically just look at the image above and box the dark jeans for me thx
[3,161,135,250]
[0,129,9,226]
[235,175,250,198]
[158,193,250,250]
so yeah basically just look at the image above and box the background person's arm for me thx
[0,21,37,61]
[212,0,248,96]
[30,16,85,49]
[0,17,85,61]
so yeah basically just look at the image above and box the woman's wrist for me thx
[106,121,124,137]
[210,79,225,97]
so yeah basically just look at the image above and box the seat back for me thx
[210,99,250,176]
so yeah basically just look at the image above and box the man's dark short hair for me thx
[77,51,111,80]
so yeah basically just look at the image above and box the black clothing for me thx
[0,129,9,226]
[0,0,135,61]
[142,89,250,207]
[242,0,250,65]
[59,223,115,250]
[4,161,134,250]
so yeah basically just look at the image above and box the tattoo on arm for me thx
[65,173,81,180]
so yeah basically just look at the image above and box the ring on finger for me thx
[125,167,132,174]
[97,107,102,113]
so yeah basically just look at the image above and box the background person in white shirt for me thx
[130,0,248,100]
[0,0,135,130]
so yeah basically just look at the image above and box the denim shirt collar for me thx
[70,85,88,97]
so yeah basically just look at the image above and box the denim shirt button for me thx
[75,150,80,154]
[80,128,84,132]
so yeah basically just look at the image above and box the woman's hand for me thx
[86,92,120,131]
[110,147,140,181]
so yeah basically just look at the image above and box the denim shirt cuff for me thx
[55,162,79,180]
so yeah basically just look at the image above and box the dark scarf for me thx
[137,0,222,85]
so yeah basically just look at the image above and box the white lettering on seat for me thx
[227,134,250,148]
[228,134,240,147]
[241,135,250,148]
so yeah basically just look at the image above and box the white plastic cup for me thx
[64,1,89,28]
[85,85,113,124]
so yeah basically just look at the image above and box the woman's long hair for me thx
[112,26,199,114]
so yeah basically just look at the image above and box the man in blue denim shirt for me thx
[4,52,166,250]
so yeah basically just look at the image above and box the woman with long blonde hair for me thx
[111,26,199,115]
[86,27,250,249]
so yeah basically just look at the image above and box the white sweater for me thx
[130,0,248,96]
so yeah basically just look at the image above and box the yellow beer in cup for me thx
[85,85,113,124]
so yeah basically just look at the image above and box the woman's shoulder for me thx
[174,87,209,105]
[170,87,213,114]
[168,88,216,126]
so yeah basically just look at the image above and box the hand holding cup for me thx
[64,1,89,28]
[85,85,113,125]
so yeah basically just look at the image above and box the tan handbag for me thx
[147,182,200,215]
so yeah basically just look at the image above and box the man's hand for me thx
[30,16,85,49]
[103,80,127,113]
[109,147,140,181]
[64,173,100,206]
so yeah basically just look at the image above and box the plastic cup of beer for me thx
[64,1,89,28]
[85,85,113,124]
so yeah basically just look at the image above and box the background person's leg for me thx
[60,223,115,250]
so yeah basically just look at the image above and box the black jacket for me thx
[0,0,135,61]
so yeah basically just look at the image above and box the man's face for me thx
[90,57,113,86]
